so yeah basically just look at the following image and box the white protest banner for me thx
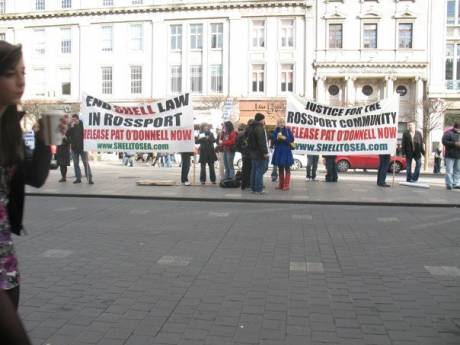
[286,95,399,155]
[81,93,195,153]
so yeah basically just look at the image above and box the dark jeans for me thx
[271,165,278,181]
[72,151,92,181]
[181,153,191,183]
[250,159,268,192]
[241,157,252,189]
[325,156,338,182]
[59,165,67,179]
[200,162,216,183]
[434,157,441,174]
[406,156,421,182]
[306,155,319,179]
[6,286,19,310]
[377,154,390,185]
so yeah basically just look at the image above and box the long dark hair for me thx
[0,41,24,167]
[224,121,234,133]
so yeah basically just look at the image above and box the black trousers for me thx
[200,162,216,183]
[325,156,338,182]
[59,165,67,179]
[241,157,252,189]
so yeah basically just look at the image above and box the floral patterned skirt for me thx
[0,195,19,290]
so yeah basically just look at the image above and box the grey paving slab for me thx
[14,197,460,345]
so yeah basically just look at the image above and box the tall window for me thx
[101,67,113,94]
[447,0,456,24]
[190,65,202,93]
[210,65,223,93]
[251,64,264,93]
[252,20,265,48]
[61,28,71,54]
[0,0,5,14]
[34,29,46,55]
[281,64,293,92]
[0,33,5,41]
[33,68,46,96]
[101,26,113,52]
[210,23,223,49]
[103,0,113,6]
[190,24,203,49]
[60,68,71,96]
[329,24,342,48]
[132,0,143,4]
[62,0,71,8]
[170,25,182,50]
[280,19,294,48]
[130,66,142,94]
[398,23,412,49]
[170,66,182,93]
[363,23,377,49]
[445,44,460,90]
[130,24,143,51]
[36,0,45,11]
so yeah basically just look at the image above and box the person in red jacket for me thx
[220,121,237,181]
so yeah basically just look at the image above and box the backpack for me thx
[219,179,241,188]
[235,132,249,153]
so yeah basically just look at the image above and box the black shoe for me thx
[73,179,81,184]
[88,179,94,185]
[454,186,460,189]
[447,185,453,190]
[58,178,66,183]
[378,183,391,187]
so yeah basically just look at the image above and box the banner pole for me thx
[193,153,196,185]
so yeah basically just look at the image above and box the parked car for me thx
[335,155,407,173]
[234,152,308,171]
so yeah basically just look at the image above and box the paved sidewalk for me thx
[18,197,460,345]
[27,163,459,207]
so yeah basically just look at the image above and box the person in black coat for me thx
[401,122,425,182]
[236,121,253,190]
[56,136,71,182]
[442,122,460,189]
[247,113,269,193]
[0,41,51,315]
[66,114,94,184]
[196,123,217,184]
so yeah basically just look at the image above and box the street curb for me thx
[26,192,460,208]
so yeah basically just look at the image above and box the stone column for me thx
[346,76,356,105]
[415,77,424,131]
[315,76,326,102]
[385,76,395,98]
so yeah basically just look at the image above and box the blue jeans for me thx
[223,151,235,180]
[377,154,390,185]
[72,151,92,181]
[250,159,268,192]
[406,157,421,182]
[445,157,460,188]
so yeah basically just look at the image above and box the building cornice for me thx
[314,62,428,69]
[0,0,311,21]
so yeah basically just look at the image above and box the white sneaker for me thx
[183,181,191,186]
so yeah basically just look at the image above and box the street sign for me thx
[222,98,233,120]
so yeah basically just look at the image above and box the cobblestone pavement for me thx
[16,197,460,345]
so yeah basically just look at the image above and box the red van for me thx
[335,155,407,173]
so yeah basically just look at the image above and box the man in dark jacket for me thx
[401,122,425,182]
[248,113,269,194]
[66,114,94,184]
[442,122,460,190]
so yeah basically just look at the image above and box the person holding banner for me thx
[248,113,269,194]
[401,122,425,183]
[180,152,193,186]
[377,154,391,187]
[0,41,51,312]
[324,156,338,182]
[66,114,94,185]
[271,119,294,191]
[197,123,217,185]
[306,154,319,181]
